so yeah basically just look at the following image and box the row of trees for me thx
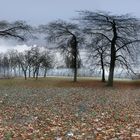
[0,47,53,80]
[0,11,140,86]
[40,11,140,86]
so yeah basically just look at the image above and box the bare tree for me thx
[0,20,30,41]
[79,11,140,86]
[41,50,54,78]
[40,20,82,82]
[86,36,109,82]
[7,50,19,77]
[17,52,29,80]
[24,50,33,78]
[2,55,10,77]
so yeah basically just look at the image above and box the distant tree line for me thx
[0,10,140,86]
[0,47,54,80]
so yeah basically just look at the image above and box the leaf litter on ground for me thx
[0,81,139,139]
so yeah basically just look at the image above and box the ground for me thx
[0,77,140,140]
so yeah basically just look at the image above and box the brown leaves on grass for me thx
[0,78,140,139]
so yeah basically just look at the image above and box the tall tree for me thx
[86,36,109,82]
[79,11,140,86]
[40,20,82,82]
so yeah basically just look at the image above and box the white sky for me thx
[0,0,140,52]
[0,0,140,25]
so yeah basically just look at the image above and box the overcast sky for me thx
[0,0,140,25]
[0,0,140,52]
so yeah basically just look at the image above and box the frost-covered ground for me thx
[0,78,140,140]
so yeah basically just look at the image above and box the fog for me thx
[0,39,31,53]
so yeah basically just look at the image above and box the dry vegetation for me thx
[0,77,140,140]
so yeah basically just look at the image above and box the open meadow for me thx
[0,77,140,140]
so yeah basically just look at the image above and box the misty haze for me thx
[0,0,140,140]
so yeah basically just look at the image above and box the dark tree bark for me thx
[100,53,106,82]
[44,68,47,78]
[18,65,21,76]
[28,66,31,78]
[24,70,27,80]
[107,20,117,86]
[70,35,78,82]
[35,67,39,80]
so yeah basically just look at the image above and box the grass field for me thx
[0,77,140,140]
